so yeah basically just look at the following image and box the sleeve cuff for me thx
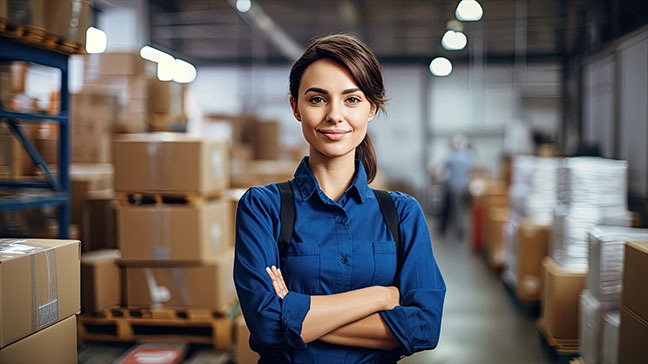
[380,308,414,355]
[281,291,311,349]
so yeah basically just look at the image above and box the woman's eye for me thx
[347,96,361,104]
[310,96,325,104]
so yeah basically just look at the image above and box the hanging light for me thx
[85,27,107,54]
[429,57,452,77]
[172,59,197,83]
[441,30,467,50]
[456,0,483,22]
[140,46,174,64]
[236,0,252,13]
[157,58,175,81]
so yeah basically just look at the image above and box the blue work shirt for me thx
[234,157,446,364]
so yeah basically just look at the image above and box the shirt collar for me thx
[293,157,369,203]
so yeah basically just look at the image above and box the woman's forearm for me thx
[300,286,399,343]
[318,313,400,349]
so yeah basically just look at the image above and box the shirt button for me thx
[341,257,348,264]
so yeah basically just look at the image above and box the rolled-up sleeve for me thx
[234,186,310,352]
[379,193,446,355]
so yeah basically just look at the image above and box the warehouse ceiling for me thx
[141,0,647,66]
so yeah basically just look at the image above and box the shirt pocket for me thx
[281,242,322,295]
[372,241,397,286]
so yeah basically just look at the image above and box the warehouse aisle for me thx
[400,223,551,364]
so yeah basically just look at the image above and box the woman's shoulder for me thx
[239,183,282,208]
[384,190,425,217]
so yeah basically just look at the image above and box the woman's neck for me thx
[308,152,356,202]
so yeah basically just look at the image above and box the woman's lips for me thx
[319,129,350,141]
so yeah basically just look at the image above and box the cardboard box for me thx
[516,220,550,302]
[81,249,121,313]
[85,52,147,77]
[70,163,114,244]
[0,0,45,28]
[117,199,232,262]
[0,315,77,364]
[70,92,117,163]
[82,189,117,253]
[236,315,260,364]
[539,256,586,340]
[618,307,648,364]
[113,133,229,196]
[252,120,279,160]
[621,241,648,320]
[45,0,90,45]
[124,249,235,313]
[486,207,509,269]
[0,239,80,348]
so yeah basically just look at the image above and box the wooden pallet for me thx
[537,320,580,364]
[77,311,233,352]
[101,306,229,321]
[0,18,84,55]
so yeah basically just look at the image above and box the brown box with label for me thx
[621,241,648,320]
[516,220,550,302]
[124,249,235,314]
[0,239,80,348]
[0,315,77,364]
[81,249,121,313]
[539,256,586,341]
[113,133,229,196]
[117,199,232,263]
[45,0,90,45]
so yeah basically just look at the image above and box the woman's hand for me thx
[266,266,289,299]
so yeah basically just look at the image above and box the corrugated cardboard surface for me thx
[117,200,232,262]
[539,256,586,340]
[113,133,229,195]
[124,249,235,313]
[618,306,648,364]
[516,221,550,302]
[0,315,77,364]
[81,249,121,313]
[622,241,648,321]
[0,239,80,348]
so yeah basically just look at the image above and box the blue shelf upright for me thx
[0,36,72,239]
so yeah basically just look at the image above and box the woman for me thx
[234,34,445,363]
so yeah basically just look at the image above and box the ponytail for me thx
[356,135,377,183]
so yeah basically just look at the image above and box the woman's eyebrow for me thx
[304,87,361,95]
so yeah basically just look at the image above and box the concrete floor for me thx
[399,227,551,364]
[79,218,555,364]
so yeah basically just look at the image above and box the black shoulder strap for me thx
[277,181,295,258]
[374,189,401,250]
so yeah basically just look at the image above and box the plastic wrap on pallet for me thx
[580,290,618,364]
[588,226,648,304]
[551,157,631,271]
[602,311,620,364]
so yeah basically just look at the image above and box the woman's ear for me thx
[368,104,378,121]
[290,96,302,121]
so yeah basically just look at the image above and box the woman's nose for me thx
[326,102,343,123]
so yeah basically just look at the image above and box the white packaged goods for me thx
[551,157,631,270]
[580,290,618,364]
[588,226,648,303]
[602,312,620,364]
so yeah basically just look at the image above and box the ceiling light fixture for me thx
[236,0,252,13]
[85,27,107,54]
[441,30,467,50]
[140,46,174,64]
[173,59,197,83]
[429,57,452,77]
[456,0,483,22]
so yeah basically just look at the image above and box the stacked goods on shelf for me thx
[502,155,558,297]
[552,157,631,271]
[77,133,234,351]
[70,92,117,163]
[618,241,648,364]
[80,250,121,314]
[469,175,509,253]
[0,238,80,364]
[540,157,632,346]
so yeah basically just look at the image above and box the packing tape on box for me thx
[0,239,58,331]
[147,141,161,191]
[152,207,171,260]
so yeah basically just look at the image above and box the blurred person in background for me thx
[234,34,445,363]
[439,134,474,240]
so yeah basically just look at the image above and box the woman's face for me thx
[291,59,377,162]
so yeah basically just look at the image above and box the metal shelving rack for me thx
[0,36,71,238]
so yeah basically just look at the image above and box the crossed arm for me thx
[265,266,401,349]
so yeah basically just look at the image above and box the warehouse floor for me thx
[78,218,552,364]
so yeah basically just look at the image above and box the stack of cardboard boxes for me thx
[618,241,648,364]
[0,238,80,363]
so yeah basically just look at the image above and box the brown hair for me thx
[289,34,387,183]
